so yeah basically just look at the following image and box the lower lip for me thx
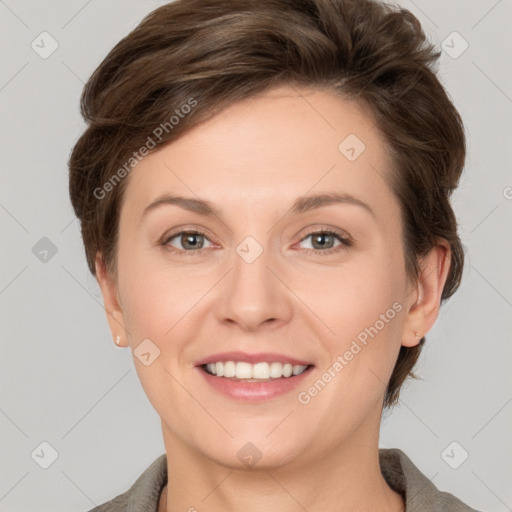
[197,366,313,401]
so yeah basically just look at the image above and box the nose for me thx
[214,240,293,332]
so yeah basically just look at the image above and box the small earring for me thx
[415,332,420,338]
[115,335,121,346]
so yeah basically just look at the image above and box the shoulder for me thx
[379,448,481,511]
[85,453,167,512]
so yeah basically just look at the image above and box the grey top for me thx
[87,448,480,511]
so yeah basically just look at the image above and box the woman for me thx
[68,0,478,510]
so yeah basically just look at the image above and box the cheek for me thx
[118,249,214,348]
[293,269,405,447]
[300,279,405,424]
[311,253,405,385]
[116,256,204,423]
[317,255,403,332]
[121,271,182,342]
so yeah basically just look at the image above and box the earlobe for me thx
[94,252,127,346]
[401,240,451,348]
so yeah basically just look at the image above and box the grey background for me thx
[1,0,511,510]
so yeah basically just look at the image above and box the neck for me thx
[159,418,404,512]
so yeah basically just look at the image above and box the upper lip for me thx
[195,351,313,367]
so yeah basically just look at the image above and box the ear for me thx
[402,239,451,348]
[95,252,128,347]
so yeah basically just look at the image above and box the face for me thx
[99,84,423,470]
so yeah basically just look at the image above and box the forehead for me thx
[121,84,396,222]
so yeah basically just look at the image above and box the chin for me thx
[204,441,302,471]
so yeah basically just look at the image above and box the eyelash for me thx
[161,227,352,256]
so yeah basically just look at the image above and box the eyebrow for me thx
[141,191,375,219]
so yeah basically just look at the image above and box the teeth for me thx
[204,361,308,379]
[223,361,236,378]
[291,365,304,376]
[269,362,283,378]
[252,362,270,379]
[235,362,252,379]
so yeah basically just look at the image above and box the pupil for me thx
[314,233,333,249]
[183,233,202,249]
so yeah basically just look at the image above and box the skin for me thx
[95,84,451,512]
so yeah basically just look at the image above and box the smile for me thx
[203,361,311,380]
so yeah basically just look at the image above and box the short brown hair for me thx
[68,0,466,408]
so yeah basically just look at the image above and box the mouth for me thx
[195,353,315,401]
[201,361,313,381]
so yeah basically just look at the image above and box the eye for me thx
[162,227,351,256]
[296,229,351,255]
[163,230,213,253]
